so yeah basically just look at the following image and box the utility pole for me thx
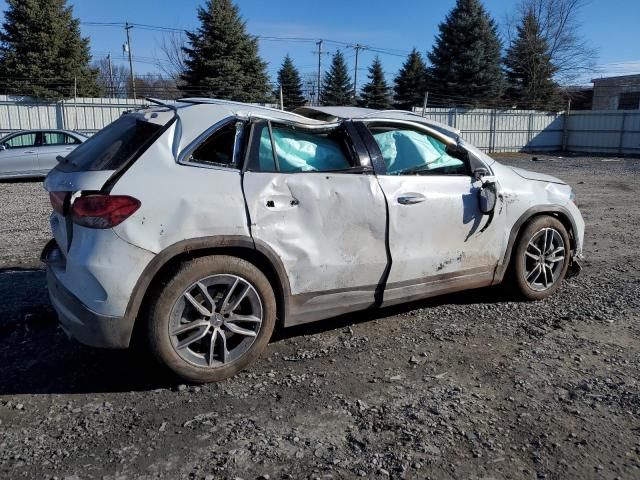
[352,44,365,99]
[107,53,114,98]
[422,91,429,117]
[73,75,78,130]
[124,22,136,99]
[315,40,323,106]
[279,85,284,111]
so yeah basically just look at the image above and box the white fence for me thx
[0,95,147,137]
[415,107,640,155]
[0,95,637,155]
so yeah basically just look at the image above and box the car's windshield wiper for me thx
[56,155,69,164]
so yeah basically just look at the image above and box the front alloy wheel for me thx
[512,216,571,300]
[523,227,566,291]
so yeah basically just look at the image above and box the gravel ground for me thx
[1,154,639,479]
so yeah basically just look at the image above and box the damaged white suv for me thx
[42,99,584,382]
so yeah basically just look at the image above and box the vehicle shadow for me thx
[0,177,43,184]
[0,266,517,396]
[273,285,518,341]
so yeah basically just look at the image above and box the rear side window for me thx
[248,122,354,173]
[60,113,169,171]
[43,132,80,146]
[189,122,238,167]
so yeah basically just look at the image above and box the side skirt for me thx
[284,267,494,327]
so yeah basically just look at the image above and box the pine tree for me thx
[322,50,353,106]
[276,54,305,110]
[504,10,561,110]
[359,56,390,110]
[393,49,427,111]
[0,0,99,99]
[181,0,271,102]
[428,0,504,106]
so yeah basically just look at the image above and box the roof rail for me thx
[360,109,429,118]
[146,97,178,112]
[177,97,313,121]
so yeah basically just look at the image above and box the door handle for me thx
[265,197,299,208]
[397,194,426,205]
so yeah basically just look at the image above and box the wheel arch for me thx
[494,205,577,284]
[126,236,290,346]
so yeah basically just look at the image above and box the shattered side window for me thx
[271,126,352,173]
[370,127,466,176]
[247,122,356,173]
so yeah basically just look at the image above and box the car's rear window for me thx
[59,112,170,172]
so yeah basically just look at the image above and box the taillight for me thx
[71,195,141,229]
[49,191,68,214]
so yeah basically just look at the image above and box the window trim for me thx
[178,117,246,171]
[361,120,475,177]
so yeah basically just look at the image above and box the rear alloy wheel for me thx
[147,256,276,383]
[513,216,570,300]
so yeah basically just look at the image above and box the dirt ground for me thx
[1,154,639,480]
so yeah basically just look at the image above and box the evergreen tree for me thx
[428,0,504,106]
[393,49,427,111]
[181,0,271,102]
[504,10,561,110]
[0,0,99,99]
[359,56,390,109]
[276,54,305,110]
[322,50,353,106]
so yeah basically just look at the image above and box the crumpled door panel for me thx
[243,172,388,298]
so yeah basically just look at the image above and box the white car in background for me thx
[0,129,86,179]
[41,99,584,383]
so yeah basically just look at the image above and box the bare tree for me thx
[156,32,186,81]
[93,57,131,98]
[505,0,598,84]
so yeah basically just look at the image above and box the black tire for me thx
[146,255,276,383]
[512,216,571,300]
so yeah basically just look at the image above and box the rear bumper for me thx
[43,242,131,349]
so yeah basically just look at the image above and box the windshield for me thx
[58,110,172,172]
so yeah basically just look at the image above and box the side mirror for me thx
[478,181,497,214]
[0,144,7,151]
[473,167,489,181]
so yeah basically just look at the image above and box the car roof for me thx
[0,129,87,142]
[2,129,86,136]
[148,98,461,148]
[176,98,327,125]
[293,106,461,139]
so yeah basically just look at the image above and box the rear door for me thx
[357,121,505,305]
[38,132,81,172]
[0,132,39,177]
[242,120,388,323]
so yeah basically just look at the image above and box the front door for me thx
[0,132,39,176]
[242,121,388,324]
[359,121,505,305]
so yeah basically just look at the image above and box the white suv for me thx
[42,99,584,382]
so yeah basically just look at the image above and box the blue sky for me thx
[1,0,639,86]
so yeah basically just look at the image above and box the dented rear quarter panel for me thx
[110,122,251,254]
